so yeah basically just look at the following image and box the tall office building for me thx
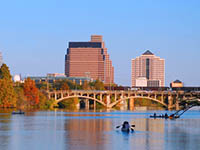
[0,52,3,67]
[131,50,165,87]
[65,35,114,84]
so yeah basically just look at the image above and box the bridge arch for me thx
[56,96,107,107]
[108,96,167,108]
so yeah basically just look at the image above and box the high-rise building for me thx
[131,50,165,87]
[0,52,3,67]
[65,35,114,84]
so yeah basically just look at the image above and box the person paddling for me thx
[165,113,168,118]
[121,121,130,132]
[116,121,135,132]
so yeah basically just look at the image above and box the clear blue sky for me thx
[0,0,200,86]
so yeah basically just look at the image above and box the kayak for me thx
[12,111,25,115]
[150,115,168,119]
[121,128,134,133]
[150,115,179,119]
[121,127,130,132]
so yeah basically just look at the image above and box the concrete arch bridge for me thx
[47,90,200,110]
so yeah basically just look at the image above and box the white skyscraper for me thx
[132,50,165,87]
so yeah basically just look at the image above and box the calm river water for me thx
[0,109,200,150]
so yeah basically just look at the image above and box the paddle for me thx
[116,125,135,128]
[116,125,121,128]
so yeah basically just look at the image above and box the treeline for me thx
[35,78,105,91]
[0,63,107,109]
[0,64,54,109]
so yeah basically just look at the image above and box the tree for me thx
[58,97,79,109]
[38,91,55,109]
[14,86,26,109]
[0,64,12,80]
[23,78,39,107]
[94,79,105,90]
[0,64,17,107]
[61,82,69,91]
[82,80,90,90]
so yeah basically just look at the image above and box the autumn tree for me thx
[23,78,39,107]
[0,64,12,80]
[82,80,90,90]
[0,64,17,107]
[61,82,70,91]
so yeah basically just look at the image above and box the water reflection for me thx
[63,112,112,150]
[165,119,200,150]
[0,113,11,150]
[0,110,200,150]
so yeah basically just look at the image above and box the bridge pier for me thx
[120,95,128,110]
[93,100,96,110]
[129,98,134,110]
[85,99,90,110]
[175,100,180,110]
[114,92,117,101]
[100,94,103,101]
[168,95,173,110]
[161,94,164,103]
[175,95,180,110]
[106,95,110,107]
[55,93,57,100]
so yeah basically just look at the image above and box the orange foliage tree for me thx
[23,78,39,107]
[0,64,17,108]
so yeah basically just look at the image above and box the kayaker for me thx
[165,113,168,118]
[121,121,131,132]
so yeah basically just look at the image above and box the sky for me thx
[0,0,200,86]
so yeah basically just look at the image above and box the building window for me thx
[146,58,150,79]
[101,49,104,54]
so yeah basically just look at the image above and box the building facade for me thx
[131,50,165,87]
[0,52,3,67]
[28,76,91,85]
[65,35,114,84]
[170,80,183,88]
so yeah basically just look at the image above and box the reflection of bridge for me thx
[47,90,200,110]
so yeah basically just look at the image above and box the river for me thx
[0,108,200,150]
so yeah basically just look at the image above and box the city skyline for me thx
[1,0,200,86]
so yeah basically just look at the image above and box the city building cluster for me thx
[64,35,165,87]
[2,35,185,87]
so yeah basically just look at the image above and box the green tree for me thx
[14,85,26,109]
[38,91,55,109]
[94,79,105,90]
[52,79,81,90]
[58,97,79,109]
[0,64,17,107]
